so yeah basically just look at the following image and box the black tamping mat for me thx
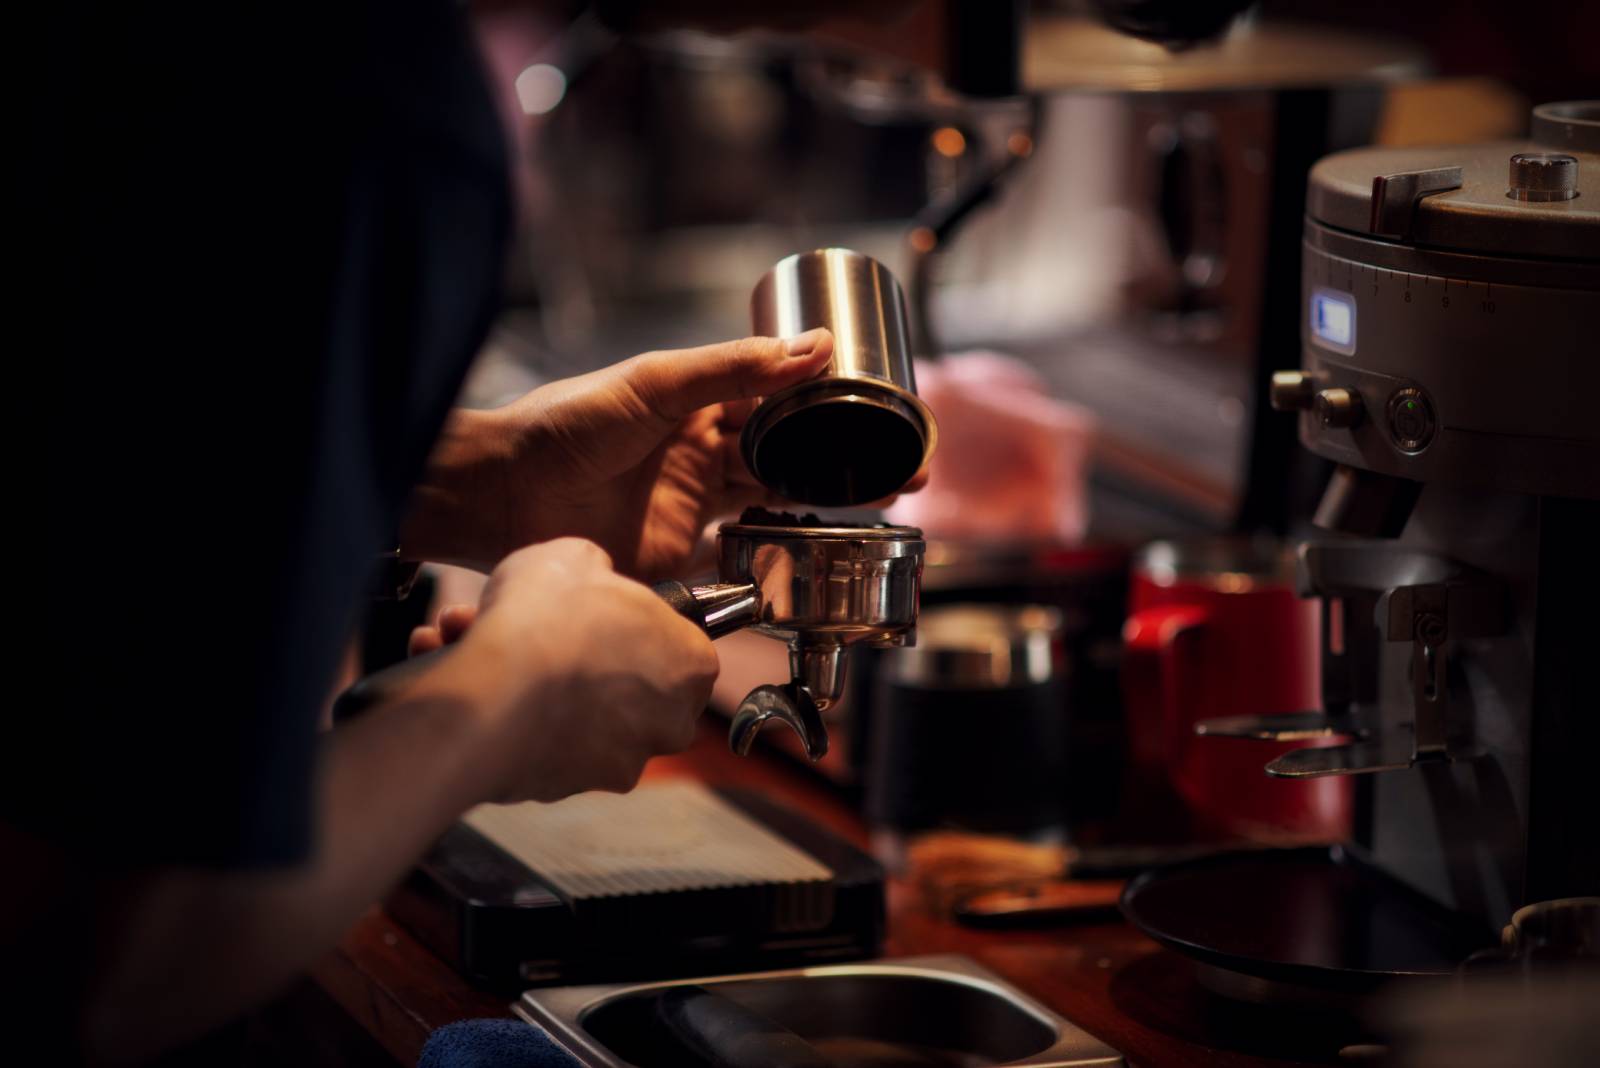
[1120,844,1495,1005]
[387,783,885,990]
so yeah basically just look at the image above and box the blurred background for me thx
[458,0,1592,539]
[323,0,1590,839]
[382,0,1598,847]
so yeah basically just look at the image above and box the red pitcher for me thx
[1121,539,1350,842]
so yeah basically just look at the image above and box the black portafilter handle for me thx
[331,580,760,722]
[331,645,451,723]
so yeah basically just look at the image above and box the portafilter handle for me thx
[331,578,835,761]
[332,580,761,723]
[650,580,761,639]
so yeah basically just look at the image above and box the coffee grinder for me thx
[1203,101,1599,925]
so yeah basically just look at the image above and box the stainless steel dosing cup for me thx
[744,248,937,507]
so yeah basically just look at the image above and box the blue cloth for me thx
[418,1018,582,1068]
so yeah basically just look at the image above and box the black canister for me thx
[865,604,1069,838]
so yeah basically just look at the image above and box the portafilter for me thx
[335,510,925,761]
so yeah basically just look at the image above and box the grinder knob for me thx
[1315,387,1364,429]
[1508,152,1579,202]
[1270,370,1317,411]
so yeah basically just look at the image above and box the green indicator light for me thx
[1406,401,1417,410]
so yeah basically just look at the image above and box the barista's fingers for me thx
[408,605,478,657]
[679,403,722,437]
[721,433,763,487]
[408,626,444,657]
[717,396,761,431]
[436,604,478,644]
[620,330,833,424]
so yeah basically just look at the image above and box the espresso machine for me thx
[1199,101,1599,928]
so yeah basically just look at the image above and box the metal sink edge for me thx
[510,952,1125,1067]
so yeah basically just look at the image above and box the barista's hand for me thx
[435,538,718,801]
[408,603,477,656]
[501,331,837,580]
[405,328,930,577]
[403,330,854,578]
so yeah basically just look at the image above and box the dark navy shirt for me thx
[43,0,509,870]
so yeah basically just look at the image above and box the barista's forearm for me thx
[399,406,516,570]
[79,653,514,1065]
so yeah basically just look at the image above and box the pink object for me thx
[886,353,1095,542]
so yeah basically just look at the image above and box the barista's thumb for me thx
[618,329,834,423]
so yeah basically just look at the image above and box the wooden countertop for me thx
[309,723,1367,1067]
